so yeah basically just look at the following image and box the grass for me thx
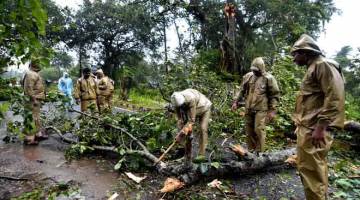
[113,87,167,110]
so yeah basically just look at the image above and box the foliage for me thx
[0,0,51,70]
[12,182,81,200]
[178,0,338,73]
[271,53,305,132]
[64,0,161,80]
[6,86,69,139]
[328,149,360,199]
[40,67,61,81]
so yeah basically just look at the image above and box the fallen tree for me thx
[45,109,297,189]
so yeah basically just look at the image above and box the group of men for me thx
[22,34,344,199]
[171,34,344,200]
[22,67,114,145]
[57,67,115,113]
[72,68,114,113]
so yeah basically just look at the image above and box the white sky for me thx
[54,0,359,59]
[317,0,360,57]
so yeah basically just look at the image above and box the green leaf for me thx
[335,178,353,190]
[210,162,220,169]
[29,0,47,35]
[118,148,126,156]
[114,158,125,170]
[146,137,157,150]
[199,163,208,174]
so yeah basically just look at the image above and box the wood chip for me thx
[230,144,247,157]
[124,172,147,184]
[159,177,185,193]
[108,192,119,200]
[207,179,222,188]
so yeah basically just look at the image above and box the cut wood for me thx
[124,172,147,184]
[159,177,185,193]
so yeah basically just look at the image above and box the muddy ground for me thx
[0,104,307,200]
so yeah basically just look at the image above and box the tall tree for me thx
[66,0,161,80]
[180,0,338,74]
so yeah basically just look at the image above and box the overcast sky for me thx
[317,0,360,57]
[54,0,359,58]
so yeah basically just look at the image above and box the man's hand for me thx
[175,123,193,143]
[266,110,276,122]
[182,123,193,134]
[312,124,327,148]
[231,101,238,111]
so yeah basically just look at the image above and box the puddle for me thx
[0,105,121,199]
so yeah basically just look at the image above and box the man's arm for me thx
[267,75,280,111]
[232,73,250,110]
[316,62,344,127]
[312,62,344,147]
[186,98,197,124]
[98,78,107,90]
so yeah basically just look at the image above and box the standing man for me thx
[171,89,212,164]
[291,34,345,200]
[23,61,46,144]
[95,69,114,113]
[58,72,73,105]
[73,67,98,112]
[232,57,280,152]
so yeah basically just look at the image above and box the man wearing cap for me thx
[95,69,114,113]
[232,57,280,152]
[73,67,98,112]
[58,72,74,105]
[291,34,345,200]
[23,61,46,144]
[171,89,212,164]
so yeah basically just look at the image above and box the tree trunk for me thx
[220,3,240,74]
[174,19,189,68]
[163,20,168,74]
[168,148,296,184]
[79,47,83,77]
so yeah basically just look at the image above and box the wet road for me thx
[0,103,125,199]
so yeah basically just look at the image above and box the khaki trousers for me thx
[197,109,210,156]
[245,110,267,152]
[23,100,41,135]
[98,95,111,113]
[80,99,97,112]
[296,126,333,200]
[183,109,211,160]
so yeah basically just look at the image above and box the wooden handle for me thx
[155,141,177,164]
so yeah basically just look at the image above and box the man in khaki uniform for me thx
[95,69,114,113]
[232,57,280,152]
[291,34,345,200]
[74,67,98,112]
[171,89,212,163]
[23,61,46,144]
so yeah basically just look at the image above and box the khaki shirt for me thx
[292,56,345,129]
[73,76,98,101]
[23,70,45,100]
[175,89,212,123]
[97,76,114,96]
[234,72,280,111]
